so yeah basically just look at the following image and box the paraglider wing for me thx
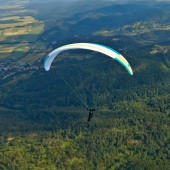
[44,43,133,75]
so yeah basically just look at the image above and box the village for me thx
[0,59,42,81]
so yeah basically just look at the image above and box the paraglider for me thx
[44,43,133,121]
[87,108,95,122]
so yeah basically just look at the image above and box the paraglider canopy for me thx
[44,43,133,75]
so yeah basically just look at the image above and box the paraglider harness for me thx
[87,108,95,122]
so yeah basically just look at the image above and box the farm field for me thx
[0,0,45,61]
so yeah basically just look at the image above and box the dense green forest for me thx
[0,1,170,169]
[0,109,169,169]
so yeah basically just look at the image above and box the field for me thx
[93,22,170,36]
[0,0,45,61]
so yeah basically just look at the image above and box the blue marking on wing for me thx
[115,57,132,75]
[44,54,49,68]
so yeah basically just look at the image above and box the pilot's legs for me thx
[87,112,93,122]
